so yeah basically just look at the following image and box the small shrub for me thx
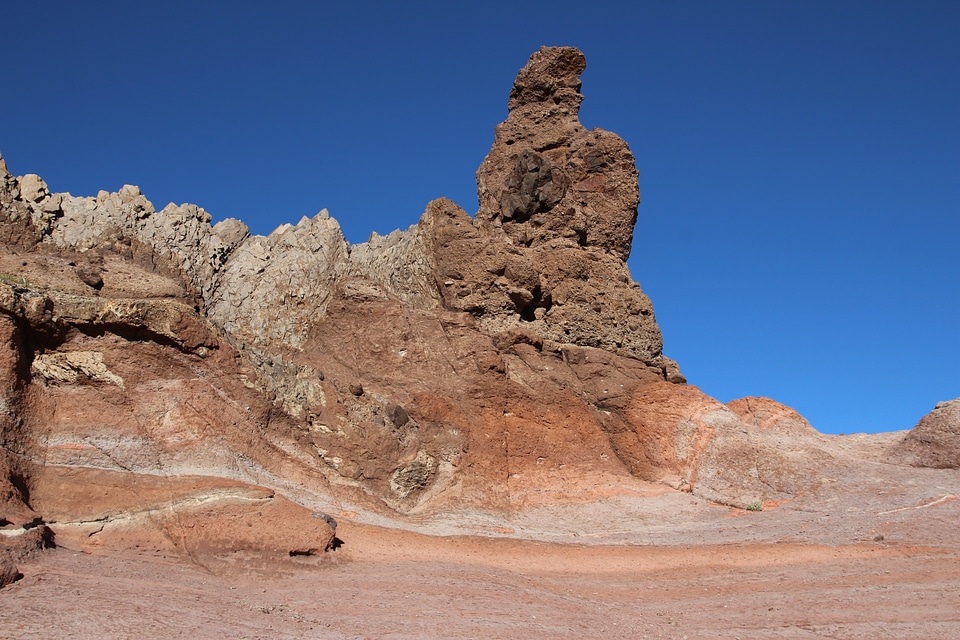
[746,500,764,512]
[0,274,28,287]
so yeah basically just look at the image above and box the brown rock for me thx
[476,46,639,260]
[891,399,960,468]
[0,555,21,588]
[422,47,668,366]
[0,48,736,528]
[74,264,104,290]
[0,56,958,640]
[423,193,668,365]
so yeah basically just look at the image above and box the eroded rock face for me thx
[726,397,818,435]
[423,196,673,371]
[28,469,337,559]
[452,47,668,369]
[1,47,920,562]
[476,47,639,260]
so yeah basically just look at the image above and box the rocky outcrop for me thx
[0,290,52,578]
[476,47,639,260]
[891,399,960,469]
[459,47,669,370]
[204,211,349,350]
[422,196,676,374]
[726,396,818,435]
[5,46,941,566]
[622,385,836,507]
[0,555,19,588]
[1,167,251,305]
[0,46,783,530]
[29,468,337,560]
[0,48,674,379]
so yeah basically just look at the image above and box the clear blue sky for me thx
[2,1,957,434]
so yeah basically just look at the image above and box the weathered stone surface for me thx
[0,47,797,530]
[28,467,336,557]
[726,396,818,435]
[0,155,42,248]
[422,196,670,368]
[51,192,250,303]
[342,225,440,310]
[206,210,348,350]
[18,174,49,203]
[623,383,839,507]
[0,284,218,353]
[891,398,960,469]
[31,351,125,388]
[421,47,668,367]
[0,309,42,562]
[475,46,640,261]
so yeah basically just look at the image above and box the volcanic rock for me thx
[476,47,639,261]
[28,468,337,560]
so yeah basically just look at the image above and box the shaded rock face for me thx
[891,399,960,469]
[423,197,671,371]
[1,47,915,563]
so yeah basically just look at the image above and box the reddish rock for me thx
[476,47,639,260]
[726,396,818,435]
[28,467,336,559]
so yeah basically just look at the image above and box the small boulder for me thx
[18,174,49,203]
[0,555,21,588]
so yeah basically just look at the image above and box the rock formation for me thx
[891,398,960,469]
[0,47,954,580]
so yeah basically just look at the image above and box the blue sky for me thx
[1,1,957,434]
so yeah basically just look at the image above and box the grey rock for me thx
[18,174,48,203]
[206,210,349,350]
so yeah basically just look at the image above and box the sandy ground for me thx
[1,517,958,640]
[2,458,958,639]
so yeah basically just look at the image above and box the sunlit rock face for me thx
[9,47,936,578]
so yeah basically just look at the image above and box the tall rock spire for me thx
[475,46,640,261]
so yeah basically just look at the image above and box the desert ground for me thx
[3,464,958,640]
